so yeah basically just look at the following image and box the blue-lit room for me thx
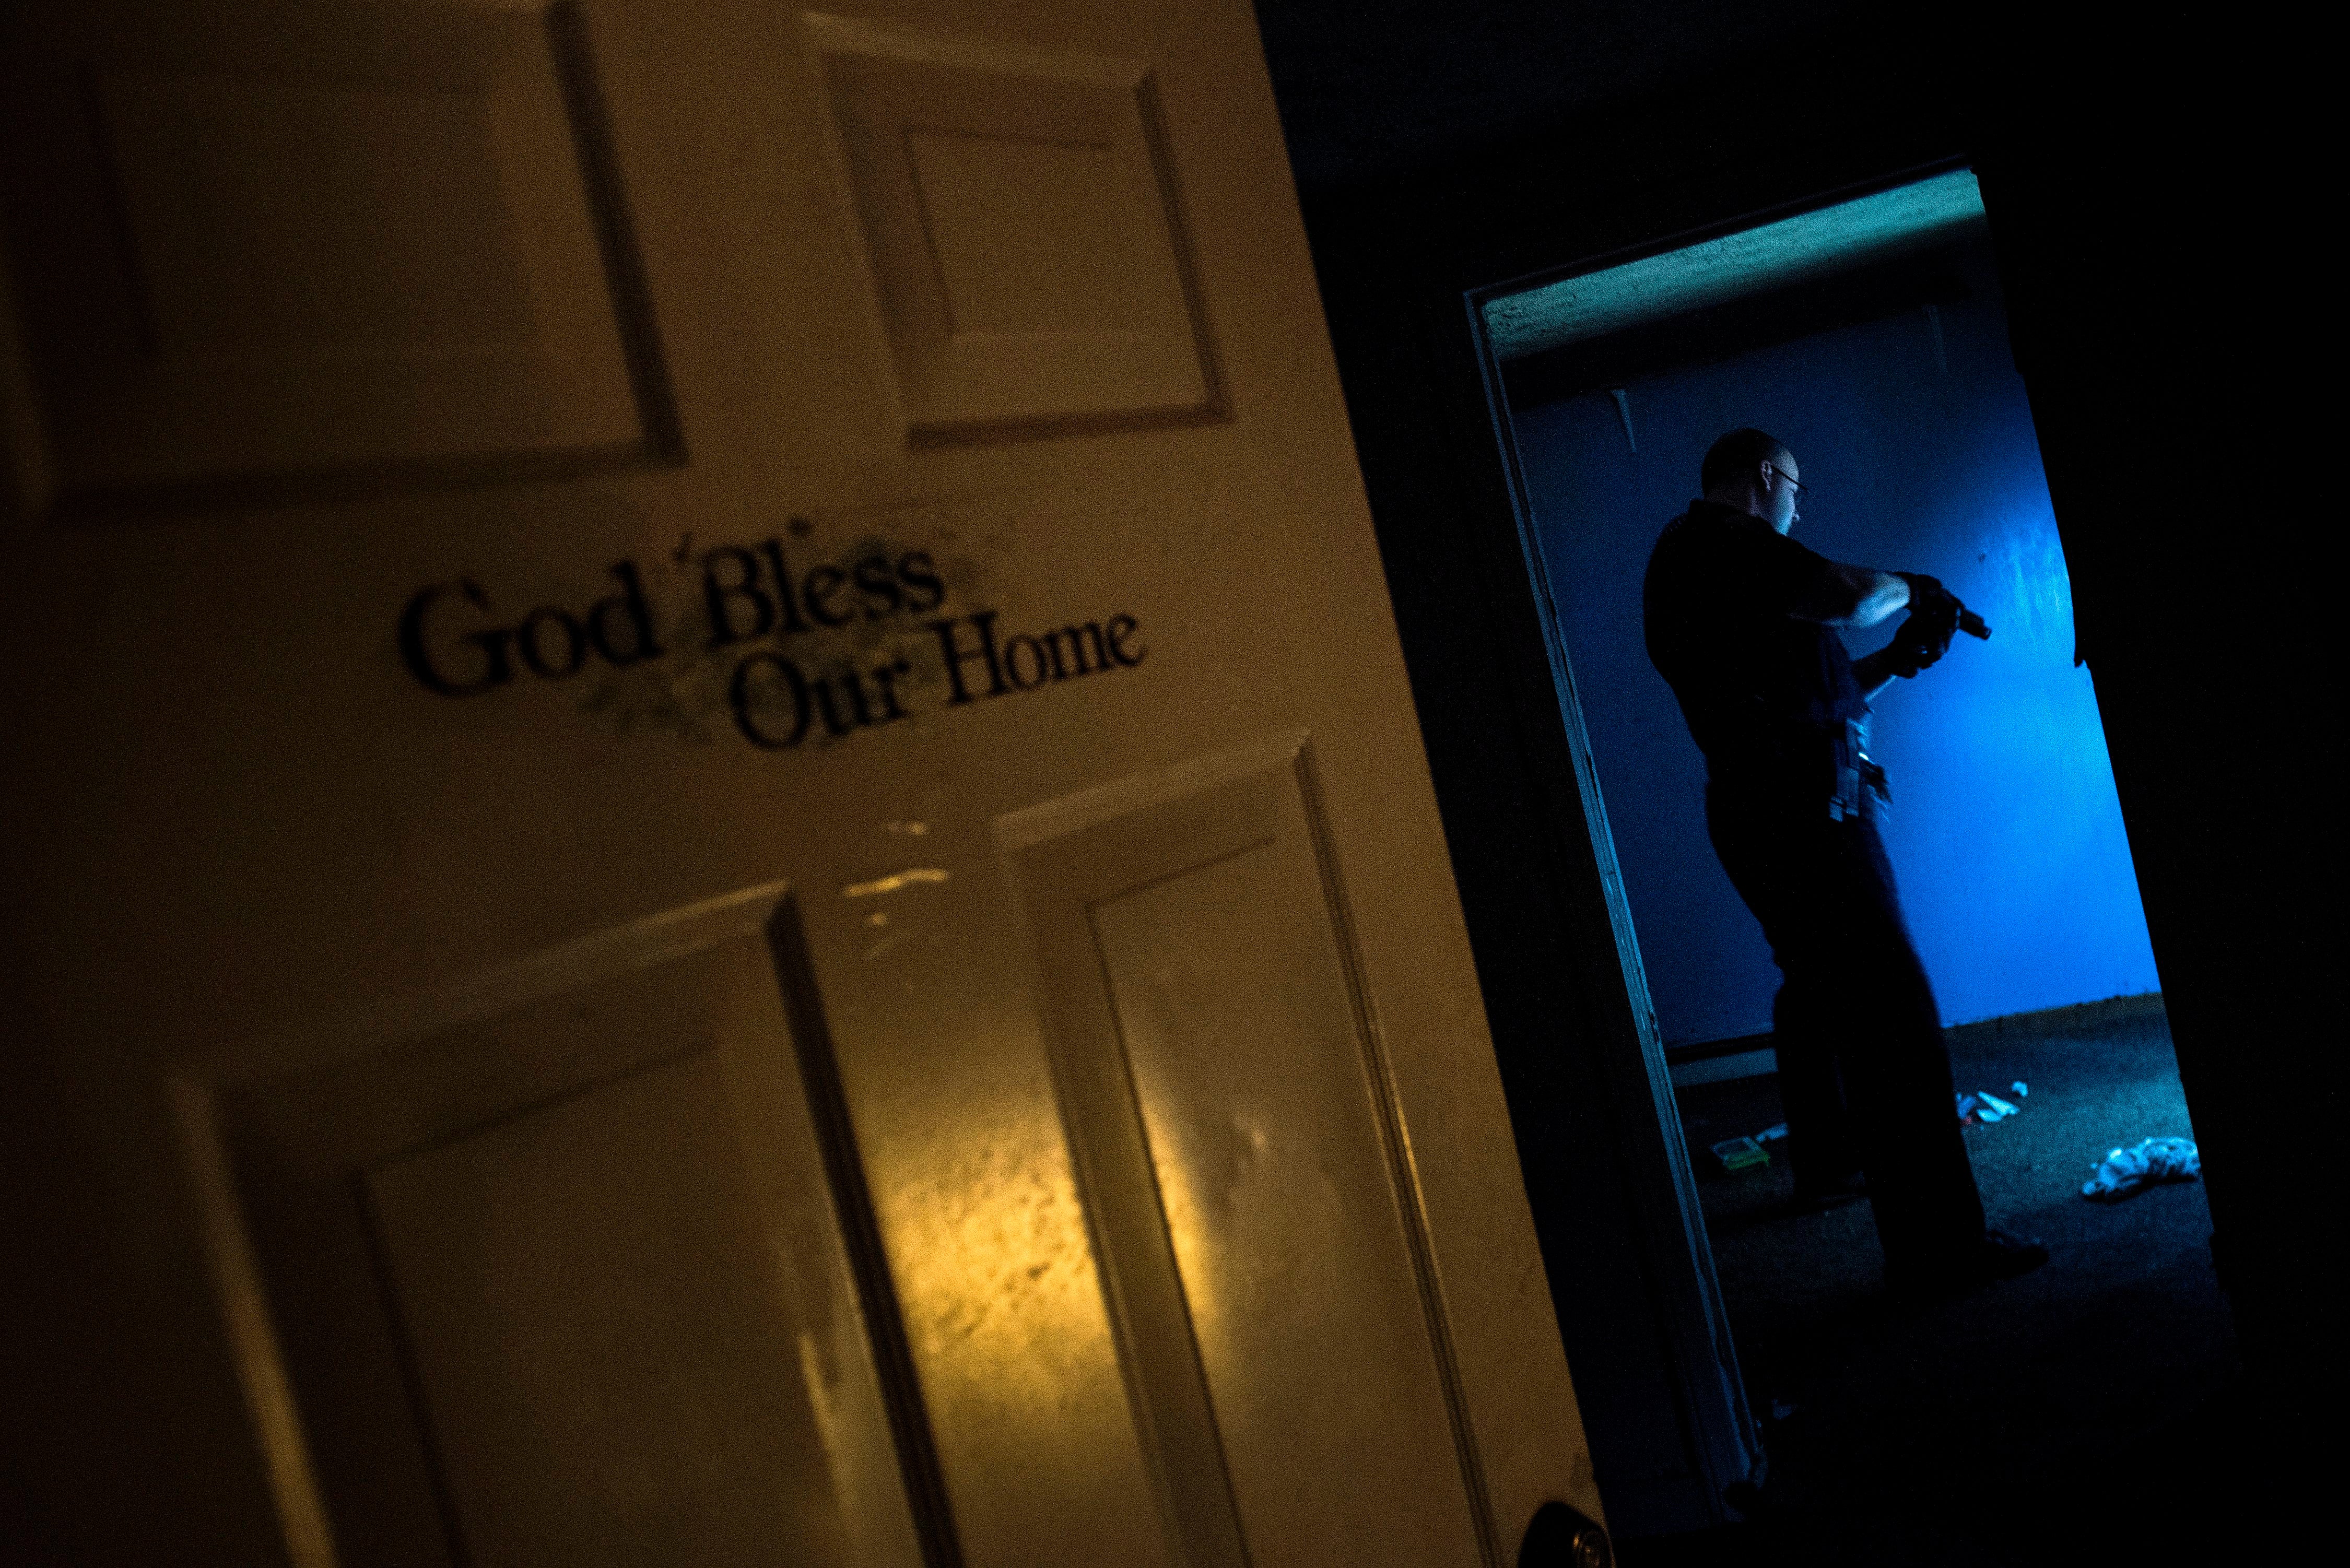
[1484,170,2237,1556]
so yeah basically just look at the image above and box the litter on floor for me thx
[2082,1136,2200,1200]
[1958,1081,2029,1123]
[1711,1135,1770,1173]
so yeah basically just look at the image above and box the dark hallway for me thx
[1652,1005,2257,1563]
[1253,2,2334,1555]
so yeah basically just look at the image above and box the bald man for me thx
[1643,427,2046,1294]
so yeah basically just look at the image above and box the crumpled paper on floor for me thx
[2082,1136,2200,1200]
[1958,1082,2028,1123]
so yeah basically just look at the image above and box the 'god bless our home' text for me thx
[398,534,1146,748]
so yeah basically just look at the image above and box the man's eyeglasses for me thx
[1764,463,1806,515]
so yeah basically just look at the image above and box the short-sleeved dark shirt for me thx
[1643,498,1867,807]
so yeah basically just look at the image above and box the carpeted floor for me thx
[1619,1008,2270,1565]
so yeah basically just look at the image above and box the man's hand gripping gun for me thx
[1886,572,1990,677]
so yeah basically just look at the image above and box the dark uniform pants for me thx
[1706,783,1987,1269]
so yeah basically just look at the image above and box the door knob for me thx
[1519,1500,1611,1568]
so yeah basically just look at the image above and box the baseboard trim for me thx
[1667,1030,1773,1064]
[1945,992,2167,1045]
[1664,992,2166,1088]
[1668,1047,1779,1087]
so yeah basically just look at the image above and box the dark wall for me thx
[1509,265,2159,1045]
[1260,0,2339,1505]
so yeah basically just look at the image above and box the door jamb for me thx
[1391,155,1992,1532]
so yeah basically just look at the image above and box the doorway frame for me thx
[1285,4,2340,1528]
[1477,158,2012,1522]
[1292,115,2296,1528]
[1447,153,2093,1525]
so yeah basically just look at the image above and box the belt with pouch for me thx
[1828,717,1890,822]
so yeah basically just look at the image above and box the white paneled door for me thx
[0,3,1600,1564]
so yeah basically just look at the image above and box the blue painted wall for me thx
[1510,290,2161,1044]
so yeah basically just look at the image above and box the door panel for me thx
[365,1048,842,1568]
[805,14,1220,439]
[0,0,674,507]
[173,886,933,1568]
[1001,736,1487,1568]
[0,2,1601,1564]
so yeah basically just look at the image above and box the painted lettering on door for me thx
[397,523,1147,749]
